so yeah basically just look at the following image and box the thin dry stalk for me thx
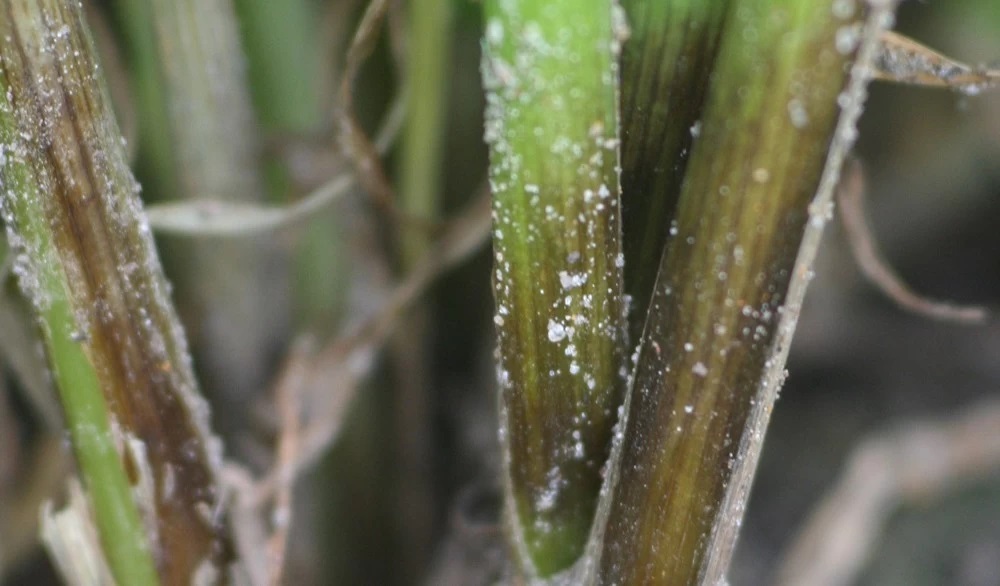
[143,96,405,237]
[287,187,491,483]
[265,339,311,586]
[337,0,396,213]
[223,465,270,586]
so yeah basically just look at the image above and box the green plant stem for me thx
[482,0,627,576]
[0,1,229,582]
[389,0,456,576]
[596,1,872,583]
[233,0,345,333]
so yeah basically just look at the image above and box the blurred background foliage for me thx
[0,0,998,584]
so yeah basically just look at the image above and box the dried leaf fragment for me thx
[875,30,1000,94]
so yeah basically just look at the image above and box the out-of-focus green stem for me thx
[391,0,455,577]
[400,0,453,266]
[482,0,626,576]
[233,0,343,331]
[107,0,177,199]
[110,0,286,445]
[233,0,319,132]
[137,0,281,431]
[0,1,229,582]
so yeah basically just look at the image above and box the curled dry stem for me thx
[144,94,405,237]
[337,0,439,234]
[837,158,989,324]
[287,186,491,485]
[337,0,397,215]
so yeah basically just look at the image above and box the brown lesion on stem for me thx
[0,0,230,581]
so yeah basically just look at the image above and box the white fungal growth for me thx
[547,319,567,342]
[536,466,565,513]
[558,270,587,290]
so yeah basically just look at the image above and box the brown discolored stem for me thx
[597,1,887,583]
[0,0,230,582]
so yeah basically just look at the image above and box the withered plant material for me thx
[875,30,1000,94]
[337,0,397,215]
[41,480,118,585]
[264,338,309,586]
[0,0,230,582]
[335,0,439,238]
[143,96,405,237]
[216,188,492,586]
[254,187,493,494]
